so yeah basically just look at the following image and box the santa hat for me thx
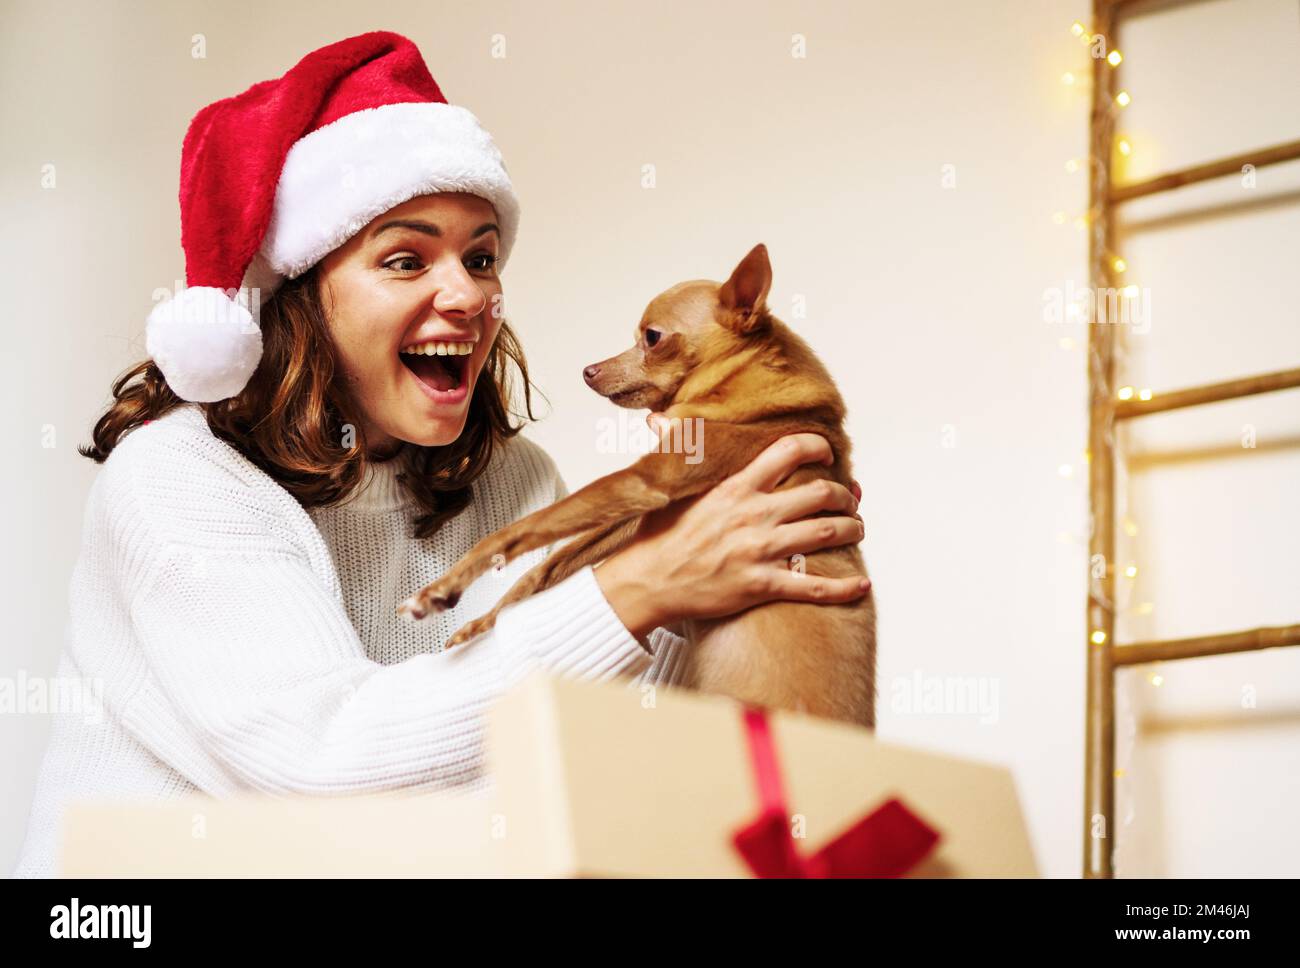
[145,30,520,403]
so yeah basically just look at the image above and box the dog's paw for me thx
[397,584,461,622]
[444,615,496,650]
[444,626,472,650]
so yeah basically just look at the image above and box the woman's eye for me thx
[383,252,496,273]
[645,329,662,347]
[383,255,423,272]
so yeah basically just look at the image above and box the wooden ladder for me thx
[1083,0,1300,878]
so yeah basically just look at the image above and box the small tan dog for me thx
[399,244,876,727]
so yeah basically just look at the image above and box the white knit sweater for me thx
[13,402,688,876]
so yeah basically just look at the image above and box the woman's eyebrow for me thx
[370,219,500,240]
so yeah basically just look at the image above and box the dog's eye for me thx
[644,329,662,347]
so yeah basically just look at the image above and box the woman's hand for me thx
[594,420,868,642]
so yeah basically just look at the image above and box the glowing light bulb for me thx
[1118,386,1135,400]
[1123,518,1138,537]
[1071,21,1085,36]
[1065,158,1081,173]
[1124,565,1138,578]
[1115,90,1131,108]
[1138,388,1153,401]
[1107,50,1123,67]
[1117,138,1132,156]
[1123,284,1139,298]
[1091,630,1107,645]
[1150,674,1164,687]
[1062,71,1076,86]
[1112,257,1127,273]
[1058,463,1074,478]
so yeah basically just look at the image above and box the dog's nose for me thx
[582,364,600,386]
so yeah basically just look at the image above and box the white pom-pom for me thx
[145,286,263,402]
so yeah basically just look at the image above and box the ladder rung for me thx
[1114,623,1300,666]
[1109,139,1300,203]
[1115,367,1300,419]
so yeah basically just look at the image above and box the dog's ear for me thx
[718,243,772,335]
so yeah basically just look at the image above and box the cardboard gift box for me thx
[62,671,1038,877]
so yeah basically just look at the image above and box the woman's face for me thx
[317,192,504,457]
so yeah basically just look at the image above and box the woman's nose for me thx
[431,265,488,318]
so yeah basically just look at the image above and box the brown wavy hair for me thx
[79,265,543,539]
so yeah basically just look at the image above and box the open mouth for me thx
[400,349,470,394]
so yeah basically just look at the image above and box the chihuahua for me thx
[398,244,876,727]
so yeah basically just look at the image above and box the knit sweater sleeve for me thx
[104,425,654,797]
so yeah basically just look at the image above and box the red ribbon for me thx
[731,706,941,878]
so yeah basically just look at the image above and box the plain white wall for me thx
[2,0,1296,877]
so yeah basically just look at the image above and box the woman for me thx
[13,32,867,876]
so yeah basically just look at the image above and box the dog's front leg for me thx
[444,521,638,648]
[399,424,769,621]
[399,466,677,620]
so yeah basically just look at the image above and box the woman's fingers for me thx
[761,567,871,604]
[735,434,834,493]
[761,476,858,524]
[850,479,862,503]
[764,515,863,560]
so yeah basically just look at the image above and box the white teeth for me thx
[401,340,475,356]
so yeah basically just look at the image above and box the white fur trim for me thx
[145,286,263,403]
[261,101,520,280]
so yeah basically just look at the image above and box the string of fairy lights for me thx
[1057,18,1152,599]
[1057,17,1167,856]
[1057,20,1150,410]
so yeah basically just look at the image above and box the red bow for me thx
[731,706,941,878]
